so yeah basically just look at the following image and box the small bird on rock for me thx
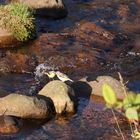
[44,71,56,80]
[44,70,73,82]
[55,71,73,82]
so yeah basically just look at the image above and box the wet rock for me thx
[3,52,35,73]
[0,59,10,73]
[117,4,129,21]
[0,94,51,119]
[119,53,140,75]
[0,115,21,134]
[10,0,68,19]
[39,80,77,114]
[0,28,21,48]
[80,76,126,100]
[72,22,115,49]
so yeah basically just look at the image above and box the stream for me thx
[0,0,140,139]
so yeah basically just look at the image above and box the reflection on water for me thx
[0,74,34,96]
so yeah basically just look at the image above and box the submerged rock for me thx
[0,33,101,74]
[10,0,68,19]
[39,80,77,114]
[0,115,21,134]
[0,94,51,119]
[72,22,115,49]
[0,28,21,48]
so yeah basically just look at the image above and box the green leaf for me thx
[106,103,113,108]
[102,84,117,106]
[115,101,123,109]
[123,92,136,109]
[125,108,138,121]
[134,94,140,105]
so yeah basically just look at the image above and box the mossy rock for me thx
[0,3,35,47]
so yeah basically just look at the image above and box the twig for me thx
[111,109,126,140]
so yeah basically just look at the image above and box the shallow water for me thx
[0,0,140,139]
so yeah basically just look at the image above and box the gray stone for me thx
[80,76,126,100]
[39,80,76,114]
[0,94,51,119]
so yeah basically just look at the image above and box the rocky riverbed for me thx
[0,0,140,139]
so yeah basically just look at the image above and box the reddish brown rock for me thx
[0,28,21,48]
[117,4,129,20]
[72,22,115,49]
[0,116,20,134]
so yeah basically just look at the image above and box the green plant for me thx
[0,3,35,41]
[102,83,140,140]
[102,84,140,122]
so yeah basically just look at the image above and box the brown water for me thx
[0,0,140,139]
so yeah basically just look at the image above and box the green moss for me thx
[0,3,35,41]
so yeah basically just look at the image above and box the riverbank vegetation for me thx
[0,3,35,41]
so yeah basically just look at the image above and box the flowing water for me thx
[0,0,140,139]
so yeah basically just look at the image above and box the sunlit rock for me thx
[0,94,51,119]
[39,80,77,114]
[80,76,126,100]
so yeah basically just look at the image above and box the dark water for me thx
[0,0,140,139]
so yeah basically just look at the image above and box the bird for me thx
[55,71,73,82]
[44,70,56,80]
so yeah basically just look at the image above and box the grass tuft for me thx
[0,3,35,41]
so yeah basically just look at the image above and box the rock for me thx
[0,94,51,119]
[10,0,68,19]
[0,28,21,48]
[0,115,21,134]
[39,80,76,114]
[80,76,126,100]
[72,22,115,49]
[117,4,129,20]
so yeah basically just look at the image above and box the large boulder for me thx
[10,0,68,19]
[39,80,77,114]
[0,94,51,119]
